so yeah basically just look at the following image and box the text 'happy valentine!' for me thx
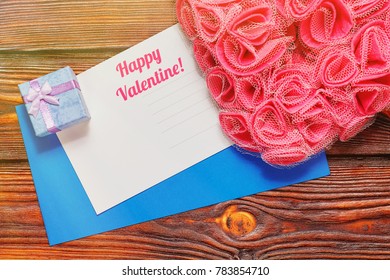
[115,49,185,101]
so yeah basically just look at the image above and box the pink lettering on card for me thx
[116,49,162,77]
[115,51,185,101]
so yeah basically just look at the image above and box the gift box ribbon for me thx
[23,79,80,133]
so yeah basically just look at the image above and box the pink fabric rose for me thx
[219,111,258,151]
[193,38,218,73]
[280,0,322,19]
[215,4,292,76]
[352,20,390,77]
[229,6,274,46]
[297,118,335,152]
[386,11,390,31]
[272,66,317,114]
[338,115,374,141]
[318,88,374,142]
[352,86,390,116]
[300,0,354,48]
[235,76,267,111]
[296,96,338,152]
[206,67,239,110]
[216,34,291,75]
[319,88,355,126]
[176,0,198,40]
[315,48,359,87]
[193,2,225,42]
[250,100,303,147]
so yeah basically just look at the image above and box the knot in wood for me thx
[219,206,256,237]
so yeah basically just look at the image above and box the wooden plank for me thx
[0,50,120,101]
[328,114,390,155]
[0,113,26,161]
[0,111,389,161]
[0,0,177,51]
[1,157,390,259]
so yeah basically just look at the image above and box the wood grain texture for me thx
[1,0,390,260]
[1,158,390,259]
[0,112,388,161]
[0,0,177,51]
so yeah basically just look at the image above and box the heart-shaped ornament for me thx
[177,0,390,166]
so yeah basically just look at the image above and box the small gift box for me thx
[18,66,90,137]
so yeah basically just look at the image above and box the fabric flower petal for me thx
[339,115,374,141]
[300,0,353,48]
[193,2,225,42]
[287,0,322,19]
[251,100,303,147]
[272,66,316,114]
[176,0,198,40]
[350,0,390,21]
[235,76,266,111]
[229,6,273,46]
[216,34,291,75]
[352,86,390,116]
[193,38,217,73]
[316,48,359,87]
[261,145,309,166]
[219,111,258,151]
[352,20,390,76]
[206,67,238,110]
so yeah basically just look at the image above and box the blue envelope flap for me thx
[16,105,330,245]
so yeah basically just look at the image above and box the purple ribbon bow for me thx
[26,81,60,118]
[24,79,80,134]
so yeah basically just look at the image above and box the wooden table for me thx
[1,0,390,260]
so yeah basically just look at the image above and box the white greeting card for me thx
[58,24,232,214]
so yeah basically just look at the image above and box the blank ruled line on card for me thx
[147,78,205,109]
[146,71,203,106]
[169,123,219,149]
[157,97,210,125]
[161,105,215,134]
[151,87,206,116]
[142,70,197,100]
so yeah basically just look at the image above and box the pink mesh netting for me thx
[177,0,390,166]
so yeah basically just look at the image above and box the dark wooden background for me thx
[1,0,390,259]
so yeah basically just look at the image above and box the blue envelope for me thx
[17,105,330,245]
